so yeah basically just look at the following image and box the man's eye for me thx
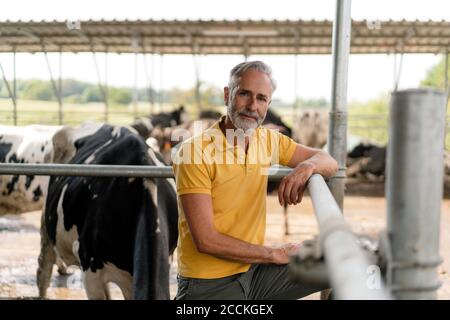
[239,91,249,96]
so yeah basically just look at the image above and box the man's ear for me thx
[224,87,229,106]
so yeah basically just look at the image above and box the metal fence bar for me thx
[306,174,390,300]
[0,163,294,181]
[0,162,392,298]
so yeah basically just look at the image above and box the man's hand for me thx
[270,243,302,264]
[278,162,315,206]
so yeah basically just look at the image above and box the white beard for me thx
[227,104,265,131]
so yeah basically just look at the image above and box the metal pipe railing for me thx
[0,163,391,298]
[306,174,390,299]
[0,163,293,181]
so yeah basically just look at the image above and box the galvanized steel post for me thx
[328,0,352,210]
[386,89,446,299]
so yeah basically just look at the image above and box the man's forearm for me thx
[301,150,338,178]
[196,229,285,264]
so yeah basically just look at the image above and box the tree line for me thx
[0,78,329,109]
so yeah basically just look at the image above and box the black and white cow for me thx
[0,124,62,215]
[37,122,178,299]
[149,105,190,129]
[347,142,387,179]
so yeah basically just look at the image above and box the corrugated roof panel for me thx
[0,19,448,54]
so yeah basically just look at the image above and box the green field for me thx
[0,99,198,126]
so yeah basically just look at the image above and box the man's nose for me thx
[247,95,258,111]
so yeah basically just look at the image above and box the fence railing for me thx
[0,162,390,299]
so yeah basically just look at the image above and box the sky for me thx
[0,0,449,103]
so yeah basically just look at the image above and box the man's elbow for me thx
[319,151,339,177]
[192,233,218,255]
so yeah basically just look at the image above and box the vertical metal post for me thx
[386,89,446,299]
[104,50,109,123]
[293,54,299,121]
[149,53,155,114]
[243,38,249,62]
[327,0,352,210]
[444,50,448,92]
[133,52,139,118]
[192,43,202,112]
[445,49,449,108]
[13,50,17,126]
[394,52,404,91]
[132,37,139,119]
[0,58,17,126]
[444,49,449,150]
[393,53,397,90]
[92,50,109,123]
[43,50,63,125]
[143,51,153,115]
[159,54,164,113]
[58,50,63,125]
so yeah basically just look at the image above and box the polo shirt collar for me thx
[207,115,261,153]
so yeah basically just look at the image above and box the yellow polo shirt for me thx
[172,117,297,279]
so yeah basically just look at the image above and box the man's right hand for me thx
[270,243,302,264]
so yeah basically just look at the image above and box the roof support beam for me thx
[142,44,154,115]
[0,58,17,125]
[158,54,164,113]
[132,36,140,119]
[91,49,109,123]
[13,50,17,126]
[293,32,300,120]
[1,20,448,54]
[42,43,64,125]
[192,40,202,112]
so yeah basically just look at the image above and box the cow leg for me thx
[37,211,55,298]
[283,203,289,236]
[56,255,70,275]
[83,269,109,300]
[117,282,132,300]
[103,264,133,300]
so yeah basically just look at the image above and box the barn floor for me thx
[1,194,450,300]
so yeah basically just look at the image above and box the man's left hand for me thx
[278,162,315,206]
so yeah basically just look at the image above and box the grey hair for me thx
[227,61,277,104]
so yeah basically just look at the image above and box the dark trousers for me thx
[175,263,328,300]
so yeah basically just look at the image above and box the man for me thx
[172,61,338,300]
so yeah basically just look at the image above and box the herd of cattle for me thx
[0,106,403,299]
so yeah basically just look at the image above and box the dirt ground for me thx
[1,193,449,300]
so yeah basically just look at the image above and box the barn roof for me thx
[0,19,449,54]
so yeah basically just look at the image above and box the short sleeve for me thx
[268,130,297,166]
[172,140,212,195]
[278,133,297,166]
